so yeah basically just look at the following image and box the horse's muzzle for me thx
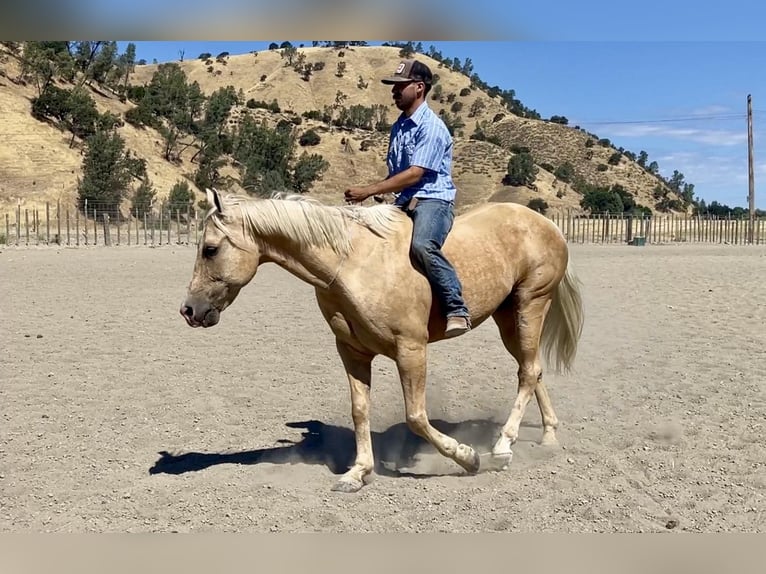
[180,303,220,328]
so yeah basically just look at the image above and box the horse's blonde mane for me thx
[208,191,405,255]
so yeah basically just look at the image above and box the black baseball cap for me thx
[381,59,433,85]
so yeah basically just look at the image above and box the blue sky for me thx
[118,40,766,210]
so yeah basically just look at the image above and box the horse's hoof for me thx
[331,478,364,493]
[489,451,513,471]
[540,434,559,447]
[456,445,481,475]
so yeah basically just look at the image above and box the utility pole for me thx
[747,94,755,244]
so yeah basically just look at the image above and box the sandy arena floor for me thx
[1,243,765,532]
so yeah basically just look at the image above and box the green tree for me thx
[131,177,156,217]
[167,179,195,208]
[19,41,74,95]
[280,44,298,66]
[580,188,623,214]
[64,87,100,147]
[681,183,695,205]
[31,85,101,147]
[77,129,134,216]
[82,41,118,85]
[117,42,136,96]
[233,116,295,193]
[667,170,685,193]
[30,84,70,123]
[503,152,538,187]
[291,152,329,192]
[398,42,415,58]
[192,85,238,163]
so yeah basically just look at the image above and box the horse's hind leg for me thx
[491,294,559,461]
[395,342,481,474]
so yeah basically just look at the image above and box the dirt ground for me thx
[1,243,765,533]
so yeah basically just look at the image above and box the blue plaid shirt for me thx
[387,102,457,207]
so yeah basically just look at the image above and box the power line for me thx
[579,114,747,126]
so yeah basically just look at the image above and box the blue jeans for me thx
[405,198,469,318]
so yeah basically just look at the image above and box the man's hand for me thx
[344,167,425,204]
[344,186,373,203]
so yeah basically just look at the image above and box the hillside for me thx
[0,43,685,216]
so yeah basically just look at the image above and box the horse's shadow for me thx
[149,418,517,478]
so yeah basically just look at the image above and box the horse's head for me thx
[180,188,260,328]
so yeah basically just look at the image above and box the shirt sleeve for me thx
[410,122,448,173]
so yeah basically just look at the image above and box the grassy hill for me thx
[0,43,686,216]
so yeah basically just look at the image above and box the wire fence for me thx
[2,200,765,247]
[2,200,201,247]
[547,210,766,246]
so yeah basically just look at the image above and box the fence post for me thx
[46,202,50,245]
[25,209,29,246]
[56,201,61,245]
[4,213,8,246]
[103,213,111,246]
[186,204,191,245]
[83,199,88,245]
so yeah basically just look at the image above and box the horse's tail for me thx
[541,258,585,375]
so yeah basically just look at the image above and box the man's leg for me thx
[408,199,470,335]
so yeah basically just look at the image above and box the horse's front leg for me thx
[331,340,375,493]
[395,342,480,474]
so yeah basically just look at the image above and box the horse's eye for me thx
[202,245,218,258]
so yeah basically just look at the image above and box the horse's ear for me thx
[206,188,224,214]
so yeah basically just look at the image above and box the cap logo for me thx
[395,62,406,74]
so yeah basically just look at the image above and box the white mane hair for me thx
[207,190,406,255]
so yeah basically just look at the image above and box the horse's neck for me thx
[259,236,344,290]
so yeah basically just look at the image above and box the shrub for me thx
[554,162,575,183]
[299,129,321,146]
[527,198,549,213]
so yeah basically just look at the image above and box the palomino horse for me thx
[180,188,584,492]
